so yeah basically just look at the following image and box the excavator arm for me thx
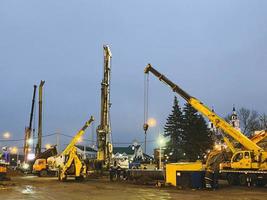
[62,116,94,156]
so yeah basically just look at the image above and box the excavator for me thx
[33,116,94,181]
[144,64,267,186]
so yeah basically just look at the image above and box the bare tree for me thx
[260,114,267,130]
[238,107,261,136]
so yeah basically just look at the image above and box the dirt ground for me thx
[0,176,267,200]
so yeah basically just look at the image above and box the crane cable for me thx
[143,73,149,153]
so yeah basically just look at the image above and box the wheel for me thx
[249,174,258,186]
[227,174,239,185]
[256,180,266,187]
[110,170,116,181]
[75,176,84,182]
[238,174,247,186]
[40,170,48,177]
[112,170,118,181]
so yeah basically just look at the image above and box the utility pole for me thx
[56,131,60,153]
[35,80,45,157]
[97,45,113,168]
[24,85,37,163]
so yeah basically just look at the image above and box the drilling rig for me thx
[96,45,113,168]
[35,80,45,157]
[24,85,37,163]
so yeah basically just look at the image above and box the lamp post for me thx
[158,135,165,170]
[45,144,51,149]
[10,146,19,166]
[3,132,11,139]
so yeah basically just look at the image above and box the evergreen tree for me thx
[182,103,213,161]
[164,96,184,162]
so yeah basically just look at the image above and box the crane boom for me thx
[250,130,267,144]
[144,64,263,153]
[62,116,94,156]
[222,135,237,153]
[36,80,45,156]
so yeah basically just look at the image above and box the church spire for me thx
[230,105,240,131]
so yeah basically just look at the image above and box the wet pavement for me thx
[0,176,266,200]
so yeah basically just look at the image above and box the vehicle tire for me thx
[238,174,247,186]
[227,174,238,185]
[40,170,48,177]
[75,176,84,182]
[256,180,266,187]
[112,170,118,181]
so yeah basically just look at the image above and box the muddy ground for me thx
[0,176,266,200]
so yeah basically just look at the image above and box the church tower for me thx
[230,106,241,131]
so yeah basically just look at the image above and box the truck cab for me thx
[33,159,48,176]
[231,151,253,169]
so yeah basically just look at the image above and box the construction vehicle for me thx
[23,85,37,163]
[57,116,94,181]
[96,45,113,169]
[33,116,94,181]
[0,147,9,181]
[144,64,267,186]
[250,130,267,147]
[0,162,8,181]
[35,80,45,157]
[32,146,57,176]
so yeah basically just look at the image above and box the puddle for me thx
[21,185,35,195]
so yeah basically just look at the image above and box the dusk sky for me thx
[1,0,267,154]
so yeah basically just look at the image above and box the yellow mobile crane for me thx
[33,116,94,181]
[144,64,267,186]
[57,116,94,181]
[96,45,113,169]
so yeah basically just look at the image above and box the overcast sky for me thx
[0,0,267,154]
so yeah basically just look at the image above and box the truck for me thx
[144,64,267,187]
[0,147,9,181]
[32,145,58,176]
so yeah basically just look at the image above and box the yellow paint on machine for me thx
[166,162,204,186]
[0,165,7,173]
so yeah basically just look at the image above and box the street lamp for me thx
[77,136,83,143]
[10,147,19,166]
[10,147,18,154]
[157,135,166,170]
[27,138,33,145]
[144,117,157,154]
[27,153,35,161]
[3,132,11,139]
[45,144,51,149]
[147,118,157,127]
